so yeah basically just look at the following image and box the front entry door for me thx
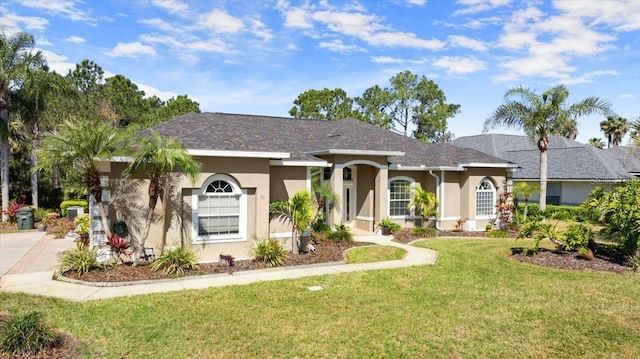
[343,183,355,226]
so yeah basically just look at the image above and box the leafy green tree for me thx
[270,190,314,252]
[66,59,105,120]
[354,85,394,129]
[0,31,44,221]
[289,88,357,121]
[311,181,340,224]
[630,118,640,146]
[587,137,605,149]
[599,178,640,255]
[484,85,614,211]
[157,95,200,122]
[37,120,130,237]
[600,116,629,148]
[103,74,148,128]
[388,71,460,141]
[123,130,201,265]
[407,184,438,227]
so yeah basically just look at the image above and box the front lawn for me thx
[1,238,638,358]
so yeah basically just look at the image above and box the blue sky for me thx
[2,0,639,143]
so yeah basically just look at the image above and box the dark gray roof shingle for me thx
[450,134,635,180]
[151,112,512,168]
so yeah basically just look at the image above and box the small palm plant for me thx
[407,184,438,227]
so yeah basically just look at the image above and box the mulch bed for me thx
[63,240,374,283]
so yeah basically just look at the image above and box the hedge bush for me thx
[60,200,88,216]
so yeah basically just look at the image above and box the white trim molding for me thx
[335,159,388,170]
[188,149,290,159]
[307,149,405,157]
[270,159,328,167]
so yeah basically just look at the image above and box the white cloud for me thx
[553,0,640,32]
[138,18,179,33]
[39,49,75,75]
[318,39,364,53]
[18,0,96,23]
[0,10,49,34]
[454,0,511,16]
[433,56,487,74]
[282,7,313,28]
[406,0,427,6]
[249,18,273,42]
[447,35,488,51]
[619,94,635,99]
[106,42,158,58]
[151,0,190,17]
[64,36,85,44]
[136,83,178,101]
[199,9,244,33]
[370,56,428,65]
[369,32,445,50]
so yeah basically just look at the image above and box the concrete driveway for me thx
[0,231,74,277]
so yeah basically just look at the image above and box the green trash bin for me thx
[16,207,34,230]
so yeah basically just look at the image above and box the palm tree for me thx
[0,31,44,220]
[631,118,640,146]
[407,184,438,227]
[14,67,69,208]
[123,130,201,265]
[37,119,130,237]
[270,190,314,253]
[310,181,340,224]
[587,138,605,149]
[600,116,629,148]
[559,118,579,140]
[484,85,614,211]
[511,182,539,223]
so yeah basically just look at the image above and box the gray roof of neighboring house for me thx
[450,134,635,180]
[605,146,640,174]
[150,112,512,168]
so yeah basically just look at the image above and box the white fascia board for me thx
[270,159,328,167]
[188,149,290,159]
[389,164,465,171]
[306,149,405,157]
[458,162,518,169]
[514,178,628,183]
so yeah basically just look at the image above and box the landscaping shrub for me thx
[53,219,73,239]
[59,200,88,216]
[487,230,508,238]
[2,202,23,223]
[379,217,402,233]
[326,228,353,242]
[33,207,50,223]
[411,227,438,238]
[311,221,332,234]
[57,247,101,275]
[151,247,199,276]
[563,222,593,251]
[0,312,61,356]
[252,238,286,267]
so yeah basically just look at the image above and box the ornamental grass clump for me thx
[57,247,101,275]
[252,238,286,267]
[0,312,62,356]
[151,247,199,276]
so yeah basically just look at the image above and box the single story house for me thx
[98,113,516,261]
[450,134,639,205]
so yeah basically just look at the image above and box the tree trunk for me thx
[538,137,549,212]
[30,122,40,208]
[1,107,9,222]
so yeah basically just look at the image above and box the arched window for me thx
[193,175,246,242]
[389,177,414,217]
[475,178,496,217]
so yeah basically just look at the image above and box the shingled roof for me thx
[450,134,636,180]
[150,112,512,169]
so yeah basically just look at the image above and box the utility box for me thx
[16,207,34,230]
[67,206,84,220]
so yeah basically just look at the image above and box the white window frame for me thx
[192,174,247,243]
[475,178,496,219]
[388,176,415,219]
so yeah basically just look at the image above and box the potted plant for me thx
[74,213,90,248]
[378,217,401,235]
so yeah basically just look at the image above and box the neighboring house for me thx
[101,113,515,261]
[450,134,639,206]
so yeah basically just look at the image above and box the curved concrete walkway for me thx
[0,232,437,302]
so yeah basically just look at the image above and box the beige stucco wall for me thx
[109,157,276,262]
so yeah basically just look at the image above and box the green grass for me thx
[1,238,639,358]
[345,245,407,263]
